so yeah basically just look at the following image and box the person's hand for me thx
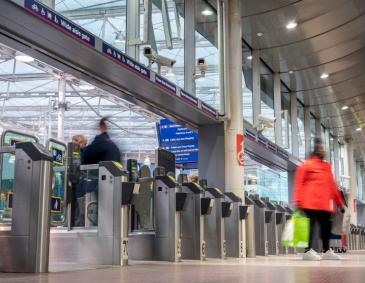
[340,205,345,214]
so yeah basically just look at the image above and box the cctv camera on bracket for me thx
[143,47,176,74]
[255,114,277,133]
[193,58,207,81]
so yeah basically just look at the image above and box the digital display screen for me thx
[52,147,64,166]
[156,148,176,177]
[157,119,198,166]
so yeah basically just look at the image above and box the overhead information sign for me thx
[155,75,177,95]
[24,0,96,47]
[180,90,199,107]
[158,119,198,165]
[102,42,150,79]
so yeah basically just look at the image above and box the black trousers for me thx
[304,209,332,252]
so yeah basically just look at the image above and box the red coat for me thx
[293,157,344,212]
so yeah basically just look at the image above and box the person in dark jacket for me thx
[81,117,121,164]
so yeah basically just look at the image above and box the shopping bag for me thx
[282,211,310,248]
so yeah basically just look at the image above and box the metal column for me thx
[57,78,66,141]
[346,140,357,224]
[304,107,311,158]
[290,93,299,158]
[252,49,261,128]
[334,137,340,182]
[274,73,282,147]
[315,118,322,139]
[126,0,140,59]
[184,0,196,94]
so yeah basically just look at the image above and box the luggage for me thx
[282,211,310,248]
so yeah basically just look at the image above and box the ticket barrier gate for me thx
[224,192,248,258]
[179,175,212,260]
[245,195,256,257]
[0,142,53,273]
[261,198,279,256]
[204,187,232,259]
[49,161,136,267]
[274,203,287,255]
[249,195,270,256]
[129,168,187,262]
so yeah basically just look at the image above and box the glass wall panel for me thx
[310,115,316,152]
[242,46,253,123]
[139,0,185,87]
[330,135,335,172]
[56,1,128,52]
[195,2,219,109]
[244,156,288,203]
[260,63,275,142]
[298,104,305,160]
[281,87,291,152]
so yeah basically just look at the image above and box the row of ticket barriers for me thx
[348,224,365,250]
[3,131,361,273]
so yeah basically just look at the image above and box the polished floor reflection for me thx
[1,252,365,283]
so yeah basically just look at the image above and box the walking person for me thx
[294,138,344,260]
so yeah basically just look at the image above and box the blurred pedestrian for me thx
[294,138,344,261]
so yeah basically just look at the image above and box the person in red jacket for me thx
[294,138,344,261]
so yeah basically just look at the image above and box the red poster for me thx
[236,134,244,167]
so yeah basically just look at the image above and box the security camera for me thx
[255,114,277,133]
[143,47,176,73]
[193,58,207,80]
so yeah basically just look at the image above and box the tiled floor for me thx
[1,252,365,283]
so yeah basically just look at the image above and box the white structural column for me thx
[223,0,244,198]
[304,107,311,158]
[222,0,246,258]
[333,138,340,182]
[273,73,282,146]
[315,118,322,139]
[345,140,357,224]
[290,93,299,158]
[40,0,55,8]
[324,128,330,163]
[57,78,66,141]
[126,0,140,59]
[184,0,196,94]
[252,50,261,127]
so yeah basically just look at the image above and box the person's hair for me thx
[99,117,110,132]
[311,138,324,159]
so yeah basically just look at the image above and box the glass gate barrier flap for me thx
[47,139,67,227]
[0,142,53,273]
[0,131,37,226]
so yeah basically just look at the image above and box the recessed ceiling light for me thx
[247,55,253,60]
[15,55,34,63]
[286,21,298,30]
[201,9,213,16]
[257,32,264,37]
[79,84,95,90]
[341,105,349,110]
[288,70,294,74]
[356,127,362,131]
[320,73,329,79]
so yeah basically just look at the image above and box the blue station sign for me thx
[24,0,96,47]
[158,119,198,165]
[102,42,150,80]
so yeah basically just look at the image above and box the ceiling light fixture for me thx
[79,84,95,90]
[201,9,213,16]
[257,32,264,37]
[320,73,329,79]
[15,54,34,63]
[356,127,362,131]
[341,105,349,110]
[288,70,294,74]
[247,55,253,60]
[286,21,298,30]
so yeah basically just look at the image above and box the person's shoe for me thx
[322,249,342,260]
[302,249,321,261]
